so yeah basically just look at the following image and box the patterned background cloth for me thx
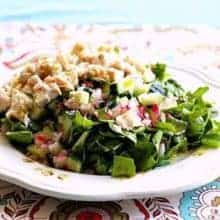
[0,23,220,220]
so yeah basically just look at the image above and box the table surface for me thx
[1,0,220,26]
[0,23,220,219]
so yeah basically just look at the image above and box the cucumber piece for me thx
[133,84,150,96]
[117,77,135,94]
[6,131,33,145]
[138,93,164,106]
[143,69,156,82]
[159,97,177,110]
[66,156,82,172]
[70,90,90,104]
[58,112,73,144]
[27,145,47,158]
[112,155,136,177]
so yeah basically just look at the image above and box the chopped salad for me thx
[0,42,220,177]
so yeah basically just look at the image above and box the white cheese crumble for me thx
[116,109,143,130]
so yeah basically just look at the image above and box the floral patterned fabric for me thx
[0,23,220,220]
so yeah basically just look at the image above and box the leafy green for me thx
[0,118,27,132]
[95,157,110,175]
[58,111,74,144]
[108,123,137,143]
[132,134,157,171]
[166,136,187,158]
[151,63,170,81]
[156,117,187,135]
[72,131,90,153]
[137,155,157,171]
[72,111,96,132]
[191,86,209,99]
[152,130,163,152]
[201,132,220,148]
[66,156,82,172]
[6,131,33,145]
[164,79,185,97]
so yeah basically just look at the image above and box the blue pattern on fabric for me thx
[180,181,220,220]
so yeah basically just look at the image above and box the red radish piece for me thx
[138,106,146,120]
[149,104,160,126]
[83,81,94,88]
[35,133,52,146]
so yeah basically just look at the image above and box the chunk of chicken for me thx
[0,87,11,112]
[36,56,62,79]
[6,89,32,121]
[56,53,78,71]
[45,71,78,91]
[85,65,124,82]
[28,75,61,106]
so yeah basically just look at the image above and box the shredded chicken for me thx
[0,87,11,112]
[6,89,32,121]
[0,42,154,122]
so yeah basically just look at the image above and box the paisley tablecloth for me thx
[0,23,220,220]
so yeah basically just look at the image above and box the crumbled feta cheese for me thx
[119,97,129,107]
[116,109,143,130]
[128,98,139,109]
[91,88,103,107]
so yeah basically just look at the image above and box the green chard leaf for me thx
[151,63,170,81]
[72,131,90,153]
[191,86,209,99]
[108,123,137,143]
[156,117,187,135]
[73,111,96,131]
[58,111,74,144]
[201,132,220,148]
[152,130,163,152]
[166,136,188,158]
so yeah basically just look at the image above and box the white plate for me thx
[0,66,220,201]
